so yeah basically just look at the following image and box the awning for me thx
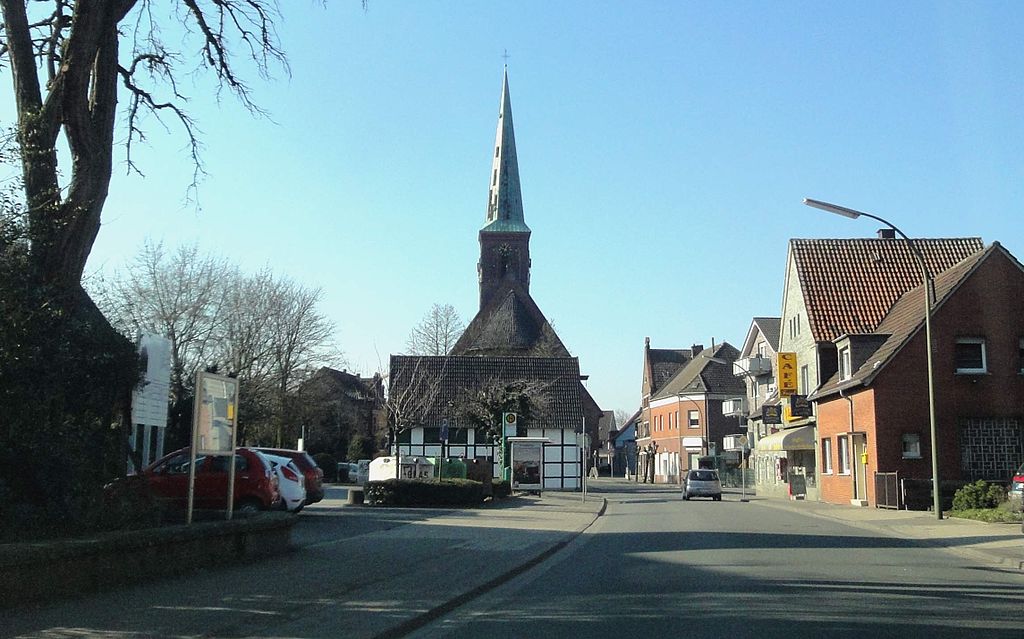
[755,425,815,451]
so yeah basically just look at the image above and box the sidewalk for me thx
[737,489,1024,571]
[1,491,606,639]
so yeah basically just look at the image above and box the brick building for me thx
[811,242,1024,507]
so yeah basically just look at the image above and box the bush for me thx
[951,480,1005,511]
[312,452,338,482]
[365,479,484,507]
[492,479,511,499]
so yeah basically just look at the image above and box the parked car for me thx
[136,447,281,512]
[253,448,324,505]
[1009,462,1024,505]
[263,453,307,513]
[683,469,723,501]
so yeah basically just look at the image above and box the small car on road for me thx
[683,469,723,501]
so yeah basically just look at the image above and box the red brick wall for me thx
[817,390,878,505]
[819,249,1024,505]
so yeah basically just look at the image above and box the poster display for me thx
[511,440,543,490]
[193,372,239,455]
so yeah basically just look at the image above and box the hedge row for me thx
[365,478,515,506]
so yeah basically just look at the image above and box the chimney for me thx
[691,344,704,356]
[877,228,896,239]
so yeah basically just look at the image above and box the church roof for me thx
[482,67,530,234]
[450,281,570,357]
[388,355,584,428]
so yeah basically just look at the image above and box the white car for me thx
[683,468,723,501]
[263,453,307,513]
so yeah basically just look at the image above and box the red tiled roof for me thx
[811,243,1020,400]
[791,237,984,342]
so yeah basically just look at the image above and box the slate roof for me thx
[653,342,745,400]
[388,355,584,428]
[812,243,1018,400]
[753,317,781,351]
[647,348,693,395]
[449,282,570,357]
[791,237,984,342]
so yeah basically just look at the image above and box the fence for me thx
[874,472,900,509]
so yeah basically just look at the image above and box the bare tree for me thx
[405,303,465,356]
[614,409,633,429]
[92,241,228,443]
[263,276,338,446]
[0,0,289,290]
[92,244,340,447]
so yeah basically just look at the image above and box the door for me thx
[853,435,868,503]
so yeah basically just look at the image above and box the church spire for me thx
[483,66,530,233]
[477,66,532,310]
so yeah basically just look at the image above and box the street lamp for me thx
[704,355,754,502]
[803,197,942,520]
[675,395,705,498]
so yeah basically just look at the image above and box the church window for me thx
[495,146,500,157]
[492,169,497,186]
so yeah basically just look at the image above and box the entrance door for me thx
[853,434,868,503]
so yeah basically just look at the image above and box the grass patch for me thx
[949,501,1023,524]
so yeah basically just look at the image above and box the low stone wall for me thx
[0,512,295,608]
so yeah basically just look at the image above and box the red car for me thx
[139,447,281,513]
[254,448,324,505]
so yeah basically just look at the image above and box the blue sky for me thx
[13,1,1024,418]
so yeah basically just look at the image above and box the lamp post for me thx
[803,197,942,520]
[675,395,705,498]
[703,354,755,503]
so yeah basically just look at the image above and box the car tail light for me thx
[281,465,299,482]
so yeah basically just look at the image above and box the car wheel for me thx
[714,495,722,501]
[236,498,263,514]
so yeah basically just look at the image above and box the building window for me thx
[800,365,810,393]
[954,337,987,374]
[901,433,922,459]
[688,410,700,429]
[675,410,680,429]
[839,346,851,380]
[821,438,833,474]
[837,436,850,475]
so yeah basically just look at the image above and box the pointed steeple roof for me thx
[482,67,530,234]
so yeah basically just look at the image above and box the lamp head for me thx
[803,197,861,219]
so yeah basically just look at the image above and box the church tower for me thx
[478,66,532,310]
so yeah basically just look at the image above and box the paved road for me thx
[3,482,1020,639]
[411,482,1024,639]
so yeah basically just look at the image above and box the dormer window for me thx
[954,337,987,375]
[839,346,852,380]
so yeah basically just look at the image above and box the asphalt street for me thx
[2,482,1021,639]
[410,482,1024,639]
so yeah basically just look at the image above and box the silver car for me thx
[683,469,723,501]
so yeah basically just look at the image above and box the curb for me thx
[373,496,607,639]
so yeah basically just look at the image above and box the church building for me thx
[389,68,602,489]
